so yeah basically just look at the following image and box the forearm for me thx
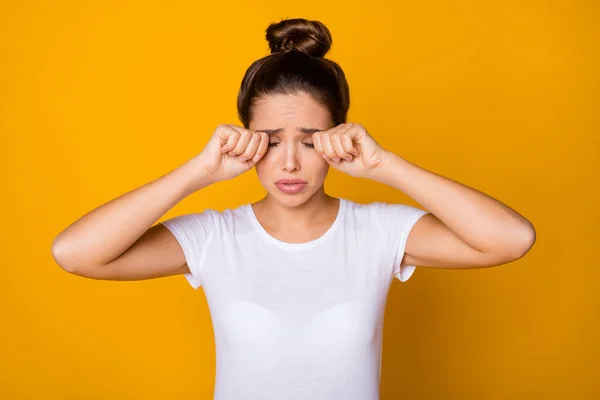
[371,151,536,255]
[52,155,215,269]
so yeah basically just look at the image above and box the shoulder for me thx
[343,198,421,217]
[161,204,249,230]
[162,207,219,225]
[341,199,398,230]
[343,199,428,233]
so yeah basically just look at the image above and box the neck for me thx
[253,188,337,229]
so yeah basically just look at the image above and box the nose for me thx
[279,143,301,172]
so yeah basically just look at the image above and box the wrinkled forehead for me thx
[249,92,333,131]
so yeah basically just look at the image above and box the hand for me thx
[312,123,388,179]
[196,124,270,182]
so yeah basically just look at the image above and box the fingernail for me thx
[252,154,261,163]
[334,157,341,163]
[239,157,246,162]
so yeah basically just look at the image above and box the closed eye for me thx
[268,143,314,148]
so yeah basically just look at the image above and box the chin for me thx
[268,184,315,207]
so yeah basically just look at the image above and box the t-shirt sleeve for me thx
[371,202,430,282]
[160,210,217,289]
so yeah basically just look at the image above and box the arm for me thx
[371,151,536,269]
[51,155,215,276]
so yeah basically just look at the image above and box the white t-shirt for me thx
[161,198,429,400]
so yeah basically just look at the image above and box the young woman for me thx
[52,18,536,400]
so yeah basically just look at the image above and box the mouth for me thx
[274,179,308,194]
[275,179,308,185]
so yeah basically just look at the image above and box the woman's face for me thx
[249,92,334,207]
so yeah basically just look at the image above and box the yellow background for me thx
[1,0,598,398]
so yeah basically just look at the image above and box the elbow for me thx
[509,222,536,260]
[52,238,105,277]
[51,239,79,274]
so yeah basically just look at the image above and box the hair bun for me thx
[266,18,332,58]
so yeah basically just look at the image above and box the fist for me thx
[312,123,387,178]
[197,124,270,182]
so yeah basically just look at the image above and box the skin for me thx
[51,91,535,282]
[248,92,341,242]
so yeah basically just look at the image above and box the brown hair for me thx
[237,18,350,128]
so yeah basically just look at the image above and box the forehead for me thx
[249,92,333,130]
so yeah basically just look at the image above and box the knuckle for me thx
[231,145,244,154]
[246,143,257,154]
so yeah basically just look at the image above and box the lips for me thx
[275,178,307,185]
[275,179,308,194]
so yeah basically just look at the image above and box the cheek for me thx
[308,157,330,179]
[254,161,269,177]
[254,151,329,176]
[254,154,277,178]
[317,163,330,177]
[312,153,330,170]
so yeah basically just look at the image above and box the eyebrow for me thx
[254,127,322,135]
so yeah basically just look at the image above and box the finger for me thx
[221,124,247,152]
[220,127,241,153]
[215,124,232,147]
[238,132,262,162]
[330,134,352,162]
[322,123,352,162]
[341,134,358,157]
[227,124,248,138]
[229,129,253,156]
[320,134,340,163]
[328,123,350,137]
[252,132,270,163]
[335,123,359,157]
[323,123,347,134]
[340,123,362,151]
[312,131,325,157]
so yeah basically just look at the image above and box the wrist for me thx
[368,150,394,183]
[177,156,218,195]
